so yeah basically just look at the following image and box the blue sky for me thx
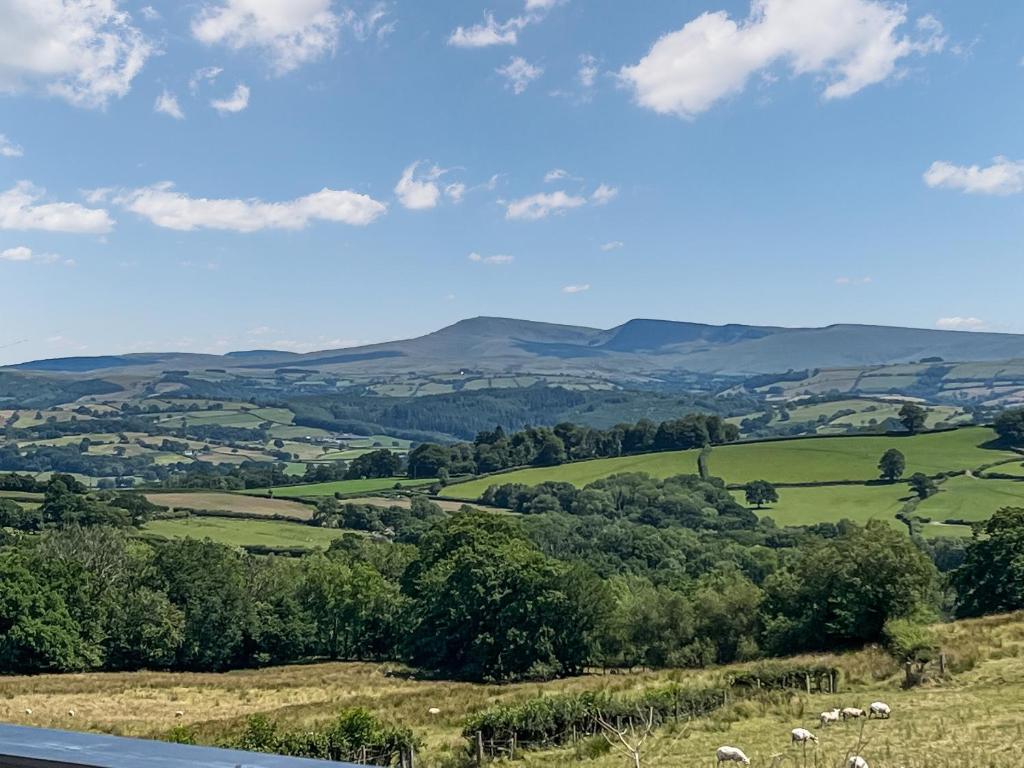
[1,0,1022,365]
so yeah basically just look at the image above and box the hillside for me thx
[0,612,1020,768]
[10,316,1024,378]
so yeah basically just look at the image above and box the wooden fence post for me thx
[804,674,811,694]
[408,746,415,768]
[939,653,946,675]
[476,731,484,767]
[510,732,517,760]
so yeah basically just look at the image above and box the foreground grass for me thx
[140,517,345,550]
[0,614,1020,768]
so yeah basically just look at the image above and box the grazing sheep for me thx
[819,708,841,727]
[847,757,869,768]
[716,746,751,765]
[790,728,817,744]
[869,701,891,719]
[427,707,441,715]
[174,711,184,718]
[23,709,32,716]
[841,707,866,720]
[67,710,75,718]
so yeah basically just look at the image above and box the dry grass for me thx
[143,492,313,520]
[0,613,1021,767]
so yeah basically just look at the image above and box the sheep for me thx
[67,710,75,718]
[819,708,841,727]
[716,746,751,765]
[427,707,441,716]
[23,708,32,716]
[790,728,817,745]
[174,711,184,718]
[841,707,866,720]
[869,701,891,719]
[847,757,869,768]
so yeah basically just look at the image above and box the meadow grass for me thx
[915,476,1024,523]
[242,477,436,498]
[0,613,1019,768]
[732,484,910,528]
[143,492,313,520]
[139,517,342,549]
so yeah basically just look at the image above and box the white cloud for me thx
[0,0,153,108]
[923,157,1024,196]
[936,317,986,331]
[619,0,946,119]
[211,83,250,113]
[835,275,873,285]
[0,245,72,265]
[578,54,598,88]
[468,252,514,265]
[505,190,587,220]
[591,184,618,205]
[115,182,387,232]
[192,0,340,74]
[544,168,571,183]
[525,0,562,9]
[0,182,114,233]
[448,12,523,48]
[600,240,624,251]
[189,65,223,93]
[0,134,23,158]
[562,283,591,294]
[140,6,160,21]
[395,162,444,210]
[498,56,543,94]
[154,90,185,119]
[344,2,395,41]
[445,182,466,203]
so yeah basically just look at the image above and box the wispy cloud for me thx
[1,246,73,266]
[936,316,987,331]
[497,57,543,94]
[0,135,24,158]
[211,84,250,113]
[468,252,514,265]
[448,1,561,48]
[155,90,185,119]
[591,184,618,205]
[562,283,591,294]
[923,157,1024,195]
[835,276,872,285]
[600,240,624,251]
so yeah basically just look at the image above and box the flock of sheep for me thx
[716,701,891,767]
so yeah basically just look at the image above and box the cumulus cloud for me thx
[505,190,587,220]
[192,0,341,74]
[0,182,114,233]
[0,245,71,265]
[155,90,185,119]
[468,252,514,265]
[619,0,945,119]
[115,182,387,232]
[600,240,624,251]
[211,83,250,113]
[591,184,618,205]
[395,162,445,210]
[497,56,543,94]
[562,283,590,294]
[936,317,986,331]
[0,134,23,158]
[923,157,1024,196]
[0,0,153,108]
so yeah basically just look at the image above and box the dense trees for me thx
[899,403,927,433]
[994,408,1024,445]
[952,507,1024,617]
[908,473,937,500]
[344,449,402,480]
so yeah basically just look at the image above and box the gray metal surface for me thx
[0,723,369,768]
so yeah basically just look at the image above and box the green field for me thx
[141,517,345,549]
[242,477,436,498]
[732,482,910,528]
[445,427,1011,499]
[916,476,1024,524]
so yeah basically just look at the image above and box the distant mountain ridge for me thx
[10,316,1024,377]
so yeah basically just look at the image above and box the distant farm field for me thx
[445,427,1011,499]
[143,492,312,520]
[732,483,910,528]
[140,517,343,550]
[916,476,1024,523]
[242,477,435,498]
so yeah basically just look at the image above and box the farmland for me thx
[243,477,436,498]
[143,492,313,520]
[0,612,1020,768]
[730,483,910,528]
[140,517,345,550]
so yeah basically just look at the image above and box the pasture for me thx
[0,613,1020,768]
[242,477,436,498]
[916,476,1024,524]
[140,517,344,550]
[143,492,313,520]
[732,483,910,528]
[445,427,1013,499]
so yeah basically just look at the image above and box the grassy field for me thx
[143,492,313,520]
[0,613,1020,768]
[140,517,344,550]
[916,476,1024,524]
[243,477,436,498]
[732,483,910,528]
[445,428,1012,500]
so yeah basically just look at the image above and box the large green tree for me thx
[952,508,1024,617]
[878,448,906,481]
[898,403,927,433]
[994,408,1024,445]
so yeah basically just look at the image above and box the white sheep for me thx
[174,711,184,718]
[819,708,840,726]
[427,707,441,716]
[790,728,817,745]
[841,707,866,720]
[67,709,75,718]
[869,701,891,719]
[23,708,32,716]
[847,757,869,768]
[716,746,751,765]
